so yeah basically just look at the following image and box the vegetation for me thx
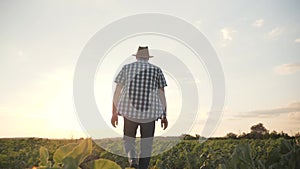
[0,123,299,169]
[36,138,131,169]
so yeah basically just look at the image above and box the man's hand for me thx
[161,117,168,130]
[111,114,118,128]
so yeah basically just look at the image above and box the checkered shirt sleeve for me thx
[114,66,126,84]
[157,69,167,88]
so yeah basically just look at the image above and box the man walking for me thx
[111,46,168,169]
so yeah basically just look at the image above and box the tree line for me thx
[181,123,299,140]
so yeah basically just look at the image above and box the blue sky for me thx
[0,0,300,138]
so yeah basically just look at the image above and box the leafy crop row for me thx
[0,137,299,169]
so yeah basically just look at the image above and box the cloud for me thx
[220,27,236,47]
[221,27,236,41]
[266,27,283,38]
[252,19,264,27]
[274,63,300,75]
[294,38,300,43]
[288,112,300,121]
[236,101,300,118]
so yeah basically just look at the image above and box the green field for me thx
[0,136,299,169]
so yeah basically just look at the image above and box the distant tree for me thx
[249,123,269,139]
[250,123,269,135]
[181,134,198,140]
[270,130,280,139]
[279,131,291,139]
[295,132,300,138]
[226,132,237,139]
[238,132,247,139]
[236,123,293,139]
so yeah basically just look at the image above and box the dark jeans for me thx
[123,117,155,169]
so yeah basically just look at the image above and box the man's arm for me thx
[111,83,123,128]
[159,87,168,130]
[159,87,167,115]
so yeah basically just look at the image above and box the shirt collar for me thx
[136,59,149,63]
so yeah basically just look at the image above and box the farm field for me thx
[0,135,299,169]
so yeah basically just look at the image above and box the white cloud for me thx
[266,27,283,38]
[221,27,235,41]
[237,101,300,119]
[294,38,300,43]
[288,112,300,121]
[274,63,300,75]
[252,19,264,27]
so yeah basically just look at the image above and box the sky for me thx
[1,0,300,139]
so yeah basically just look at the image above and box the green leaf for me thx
[62,156,78,169]
[256,160,265,169]
[66,138,92,166]
[266,147,280,167]
[53,143,78,164]
[39,146,50,167]
[37,167,48,169]
[228,143,255,169]
[216,164,226,169]
[90,159,122,169]
[280,139,293,154]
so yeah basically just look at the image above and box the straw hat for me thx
[132,46,154,58]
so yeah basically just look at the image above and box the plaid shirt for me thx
[114,60,167,120]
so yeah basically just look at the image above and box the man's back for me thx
[115,60,167,120]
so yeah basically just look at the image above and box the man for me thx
[111,46,168,169]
